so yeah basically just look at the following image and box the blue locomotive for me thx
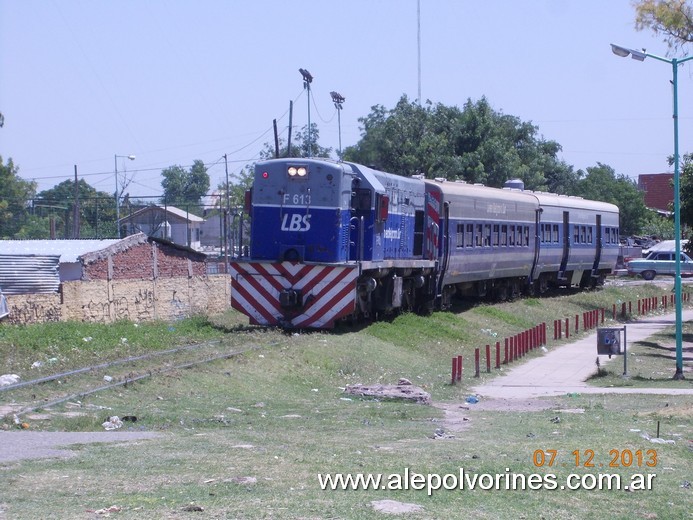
[229,158,619,328]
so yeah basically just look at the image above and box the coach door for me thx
[558,211,570,281]
[591,214,602,275]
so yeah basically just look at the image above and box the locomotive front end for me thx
[229,159,358,328]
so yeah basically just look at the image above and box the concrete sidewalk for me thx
[471,309,693,399]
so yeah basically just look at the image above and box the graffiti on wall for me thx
[8,299,61,324]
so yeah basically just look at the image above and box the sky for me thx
[2,0,693,200]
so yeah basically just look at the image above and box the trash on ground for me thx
[0,374,20,387]
[102,416,123,430]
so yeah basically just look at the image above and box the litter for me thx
[102,416,123,430]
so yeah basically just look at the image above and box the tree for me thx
[259,124,332,160]
[161,159,210,210]
[575,163,650,236]
[0,156,36,239]
[36,179,116,238]
[217,168,254,212]
[634,0,693,53]
[343,95,578,191]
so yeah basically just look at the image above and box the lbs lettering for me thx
[281,213,311,231]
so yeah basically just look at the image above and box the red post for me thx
[504,338,509,364]
[474,348,480,378]
[451,357,458,384]
[612,304,616,320]
[485,344,491,373]
[575,314,579,333]
[622,302,627,318]
[457,355,462,382]
[565,318,570,339]
[601,308,605,324]
[638,299,641,315]
[495,341,501,369]
[542,323,547,346]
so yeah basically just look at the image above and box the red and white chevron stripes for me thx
[229,261,359,328]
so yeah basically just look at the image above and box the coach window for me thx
[475,224,483,246]
[573,226,579,244]
[456,224,464,248]
[523,226,530,246]
[516,226,523,246]
[552,224,559,243]
[501,224,508,246]
[492,224,500,246]
[587,227,593,244]
[580,226,586,243]
[509,225,515,246]
[466,224,473,247]
[483,224,492,247]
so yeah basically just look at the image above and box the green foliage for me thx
[259,123,332,160]
[35,179,116,239]
[0,156,37,238]
[343,96,578,191]
[160,159,210,207]
[217,167,254,212]
[641,211,675,240]
[634,0,693,53]
[575,163,649,236]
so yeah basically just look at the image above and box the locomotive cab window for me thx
[352,188,372,211]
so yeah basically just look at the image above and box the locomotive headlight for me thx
[287,165,309,178]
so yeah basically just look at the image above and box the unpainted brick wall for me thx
[82,241,206,281]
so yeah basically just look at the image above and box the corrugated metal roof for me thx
[0,239,121,263]
[120,205,205,223]
[0,254,60,294]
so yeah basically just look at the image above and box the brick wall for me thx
[82,241,206,281]
[1,236,229,325]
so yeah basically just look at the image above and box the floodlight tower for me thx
[330,91,345,158]
[299,68,313,157]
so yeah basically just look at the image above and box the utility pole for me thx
[73,165,80,238]
[224,154,230,270]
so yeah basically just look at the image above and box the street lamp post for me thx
[114,154,136,238]
[330,91,345,159]
[611,43,693,380]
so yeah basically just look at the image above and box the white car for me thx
[626,250,693,280]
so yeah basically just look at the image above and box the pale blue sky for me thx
[2,0,692,198]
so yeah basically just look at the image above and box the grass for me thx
[0,282,691,519]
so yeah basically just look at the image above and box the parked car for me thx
[626,250,693,280]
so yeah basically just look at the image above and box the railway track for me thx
[0,332,280,421]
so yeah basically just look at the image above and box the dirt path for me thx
[0,431,160,464]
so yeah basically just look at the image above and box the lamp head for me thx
[611,44,630,58]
